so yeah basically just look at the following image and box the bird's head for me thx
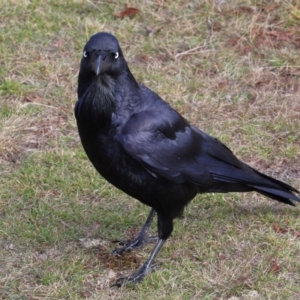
[79,32,125,77]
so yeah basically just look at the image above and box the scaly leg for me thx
[111,238,165,287]
[112,208,157,255]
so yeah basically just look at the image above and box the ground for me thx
[0,0,300,299]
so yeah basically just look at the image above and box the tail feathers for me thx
[251,185,300,206]
[253,168,299,193]
[246,167,300,206]
[208,162,299,206]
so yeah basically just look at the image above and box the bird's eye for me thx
[83,51,88,58]
[114,52,119,60]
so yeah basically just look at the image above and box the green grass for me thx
[1,0,300,299]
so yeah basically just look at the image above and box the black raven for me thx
[75,32,300,286]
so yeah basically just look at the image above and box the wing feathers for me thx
[118,108,299,203]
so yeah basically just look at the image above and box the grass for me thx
[1,0,300,299]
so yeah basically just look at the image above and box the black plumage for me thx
[75,32,300,286]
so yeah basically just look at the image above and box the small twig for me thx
[174,46,214,59]
[20,103,58,109]
[86,0,103,11]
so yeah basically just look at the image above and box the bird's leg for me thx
[112,208,157,255]
[111,238,165,287]
[111,213,174,287]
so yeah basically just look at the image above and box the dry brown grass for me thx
[1,0,300,299]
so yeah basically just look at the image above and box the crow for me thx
[75,32,300,287]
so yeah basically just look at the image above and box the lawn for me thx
[1,0,300,299]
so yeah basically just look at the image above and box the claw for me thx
[110,274,143,288]
[111,239,165,287]
[111,264,154,288]
[111,235,158,256]
[112,208,157,256]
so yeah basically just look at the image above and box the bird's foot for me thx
[111,262,161,288]
[112,234,157,256]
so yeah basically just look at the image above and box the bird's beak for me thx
[93,55,102,76]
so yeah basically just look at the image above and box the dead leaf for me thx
[273,223,300,238]
[114,7,140,18]
[273,223,288,234]
[24,95,41,103]
[269,260,280,274]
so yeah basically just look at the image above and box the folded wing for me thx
[118,108,299,205]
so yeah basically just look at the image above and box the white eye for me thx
[83,51,87,58]
[115,52,119,60]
